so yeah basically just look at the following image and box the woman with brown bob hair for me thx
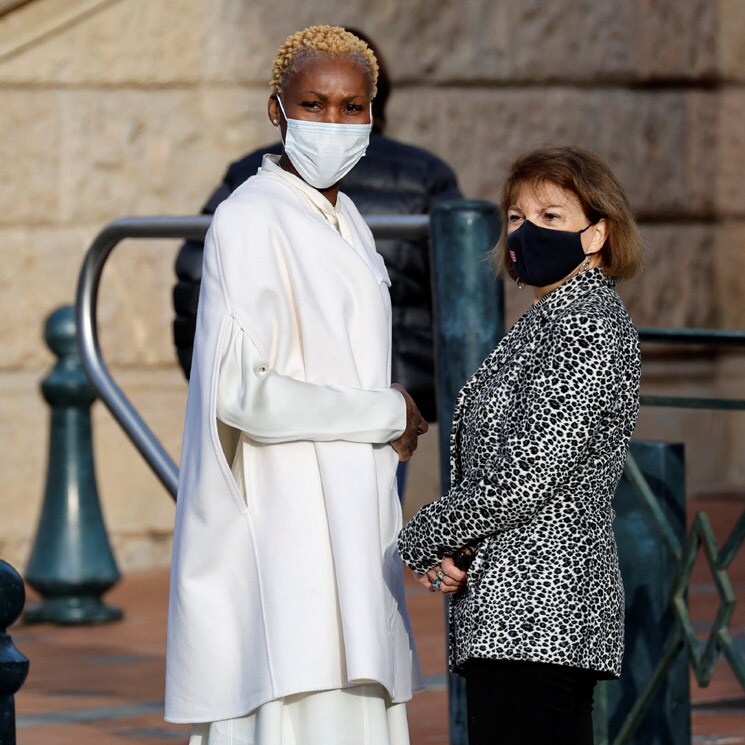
[496,145,642,282]
[398,146,642,744]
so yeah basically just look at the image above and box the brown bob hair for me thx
[493,146,643,281]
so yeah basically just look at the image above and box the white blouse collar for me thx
[259,154,343,229]
[258,154,390,286]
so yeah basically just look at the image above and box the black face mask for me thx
[507,219,592,287]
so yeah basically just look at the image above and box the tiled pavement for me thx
[10,493,745,744]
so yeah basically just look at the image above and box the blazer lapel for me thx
[447,309,536,485]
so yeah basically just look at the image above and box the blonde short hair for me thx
[271,25,378,98]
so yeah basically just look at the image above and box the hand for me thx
[389,384,428,462]
[414,557,467,595]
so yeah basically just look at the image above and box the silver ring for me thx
[432,577,442,589]
[436,569,445,580]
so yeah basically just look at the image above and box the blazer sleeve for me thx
[398,312,619,573]
[216,318,407,444]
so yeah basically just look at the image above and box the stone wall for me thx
[1,0,744,570]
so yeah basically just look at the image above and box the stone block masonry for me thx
[0,0,743,570]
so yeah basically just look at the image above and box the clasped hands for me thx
[415,556,467,595]
[387,386,466,593]
[389,383,428,462]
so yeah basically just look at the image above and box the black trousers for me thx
[464,658,597,745]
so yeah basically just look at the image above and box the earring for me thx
[516,278,525,290]
[581,255,591,272]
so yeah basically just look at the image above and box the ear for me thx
[586,218,608,255]
[267,95,281,127]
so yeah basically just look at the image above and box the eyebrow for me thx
[297,90,367,101]
[297,89,328,100]
[508,203,565,211]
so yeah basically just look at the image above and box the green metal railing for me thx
[596,327,745,745]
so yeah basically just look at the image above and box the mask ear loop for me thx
[274,96,287,145]
[276,96,288,121]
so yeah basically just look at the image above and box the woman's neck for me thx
[278,153,340,205]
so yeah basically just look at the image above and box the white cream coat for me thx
[165,161,422,724]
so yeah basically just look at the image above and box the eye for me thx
[544,212,559,222]
[507,213,523,224]
[300,100,322,111]
[343,103,365,114]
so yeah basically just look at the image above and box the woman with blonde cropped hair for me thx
[399,146,643,744]
[165,25,426,745]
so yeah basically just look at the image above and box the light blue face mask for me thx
[276,97,372,189]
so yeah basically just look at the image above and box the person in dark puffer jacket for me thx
[172,29,462,430]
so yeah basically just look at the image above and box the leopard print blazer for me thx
[398,268,640,678]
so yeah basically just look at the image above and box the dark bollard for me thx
[24,306,122,624]
[430,200,504,745]
[0,561,30,745]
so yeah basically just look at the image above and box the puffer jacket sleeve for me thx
[398,311,620,574]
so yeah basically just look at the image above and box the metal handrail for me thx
[638,327,745,410]
[76,214,745,499]
[638,327,745,347]
[74,215,430,500]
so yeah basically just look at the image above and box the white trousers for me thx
[189,684,410,745]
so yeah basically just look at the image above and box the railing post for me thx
[430,200,504,745]
[0,560,30,745]
[25,306,122,624]
[605,441,690,744]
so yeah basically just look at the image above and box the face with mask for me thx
[268,55,373,195]
[506,181,608,300]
